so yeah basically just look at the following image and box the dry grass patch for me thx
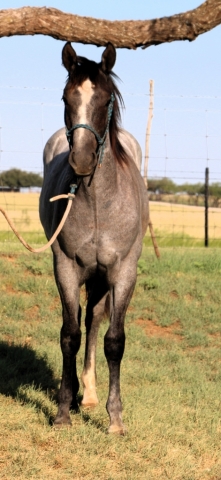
[1,194,221,246]
[0,192,43,232]
[149,201,221,240]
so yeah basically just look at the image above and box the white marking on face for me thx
[76,79,94,143]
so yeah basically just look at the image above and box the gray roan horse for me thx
[40,42,149,434]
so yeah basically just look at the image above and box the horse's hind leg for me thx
[81,279,109,408]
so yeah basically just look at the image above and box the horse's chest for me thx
[75,239,119,271]
[63,198,137,270]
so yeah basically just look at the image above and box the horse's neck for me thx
[79,140,118,201]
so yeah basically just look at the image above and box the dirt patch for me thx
[170,290,179,299]
[26,305,39,317]
[136,318,183,341]
[2,284,31,297]
[208,332,221,339]
[0,254,17,261]
[127,305,135,312]
[2,284,19,295]
[49,297,61,312]
[184,293,194,302]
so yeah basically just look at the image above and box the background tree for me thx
[148,177,177,194]
[201,182,221,207]
[147,177,221,208]
[0,169,43,189]
[177,182,203,196]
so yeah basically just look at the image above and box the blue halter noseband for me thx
[66,93,115,167]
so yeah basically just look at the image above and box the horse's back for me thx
[119,129,142,172]
[43,128,68,166]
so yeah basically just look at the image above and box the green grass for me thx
[0,227,221,252]
[0,246,221,479]
[144,230,221,248]
[0,230,47,244]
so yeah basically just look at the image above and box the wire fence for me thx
[0,85,220,247]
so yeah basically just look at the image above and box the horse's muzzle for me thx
[69,150,97,176]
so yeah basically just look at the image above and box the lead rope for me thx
[0,184,77,253]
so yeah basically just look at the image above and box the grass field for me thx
[149,201,221,242]
[0,246,221,479]
[0,193,220,250]
[0,192,43,233]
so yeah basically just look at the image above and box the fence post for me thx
[144,79,154,188]
[205,167,209,247]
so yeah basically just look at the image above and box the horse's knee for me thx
[104,328,125,363]
[60,324,81,355]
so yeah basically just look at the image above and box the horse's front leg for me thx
[53,254,82,426]
[104,260,137,434]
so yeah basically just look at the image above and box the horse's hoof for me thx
[108,424,127,435]
[81,400,99,409]
[81,393,99,409]
[53,416,72,428]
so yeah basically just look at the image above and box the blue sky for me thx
[0,1,220,184]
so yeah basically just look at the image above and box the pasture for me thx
[0,192,42,232]
[0,245,221,479]
[149,201,221,246]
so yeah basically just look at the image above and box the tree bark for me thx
[0,0,221,49]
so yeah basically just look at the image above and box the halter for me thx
[66,93,115,166]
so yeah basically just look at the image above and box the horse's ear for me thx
[101,43,116,73]
[62,42,77,73]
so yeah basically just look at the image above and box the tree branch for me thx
[0,1,221,49]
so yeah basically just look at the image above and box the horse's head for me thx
[62,42,117,176]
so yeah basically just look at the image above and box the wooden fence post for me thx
[144,79,154,188]
[143,80,160,258]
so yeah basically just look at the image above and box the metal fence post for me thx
[205,167,209,247]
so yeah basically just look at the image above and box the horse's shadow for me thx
[0,341,104,430]
[0,340,59,424]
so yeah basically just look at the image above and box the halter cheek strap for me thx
[66,93,115,166]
